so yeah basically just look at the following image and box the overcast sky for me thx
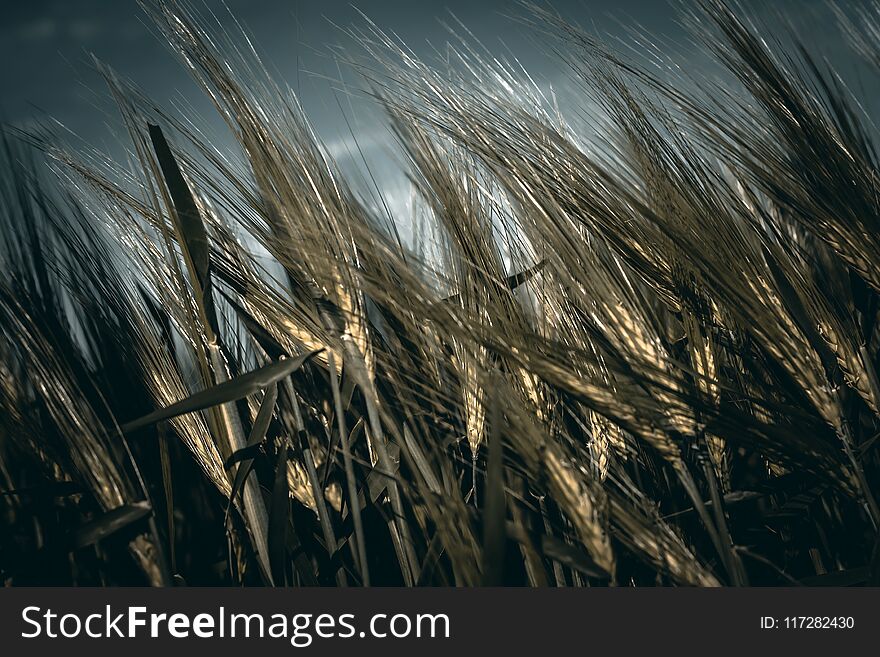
[2,0,875,229]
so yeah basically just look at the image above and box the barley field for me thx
[2,0,880,586]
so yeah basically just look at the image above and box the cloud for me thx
[13,18,103,44]
[19,19,58,42]
[324,131,384,161]
[68,20,101,41]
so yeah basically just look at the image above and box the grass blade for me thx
[121,350,322,434]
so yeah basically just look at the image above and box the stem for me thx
[328,351,370,586]
[286,379,347,586]
[209,344,272,584]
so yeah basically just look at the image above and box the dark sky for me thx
[1,0,873,222]
[0,1,678,144]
